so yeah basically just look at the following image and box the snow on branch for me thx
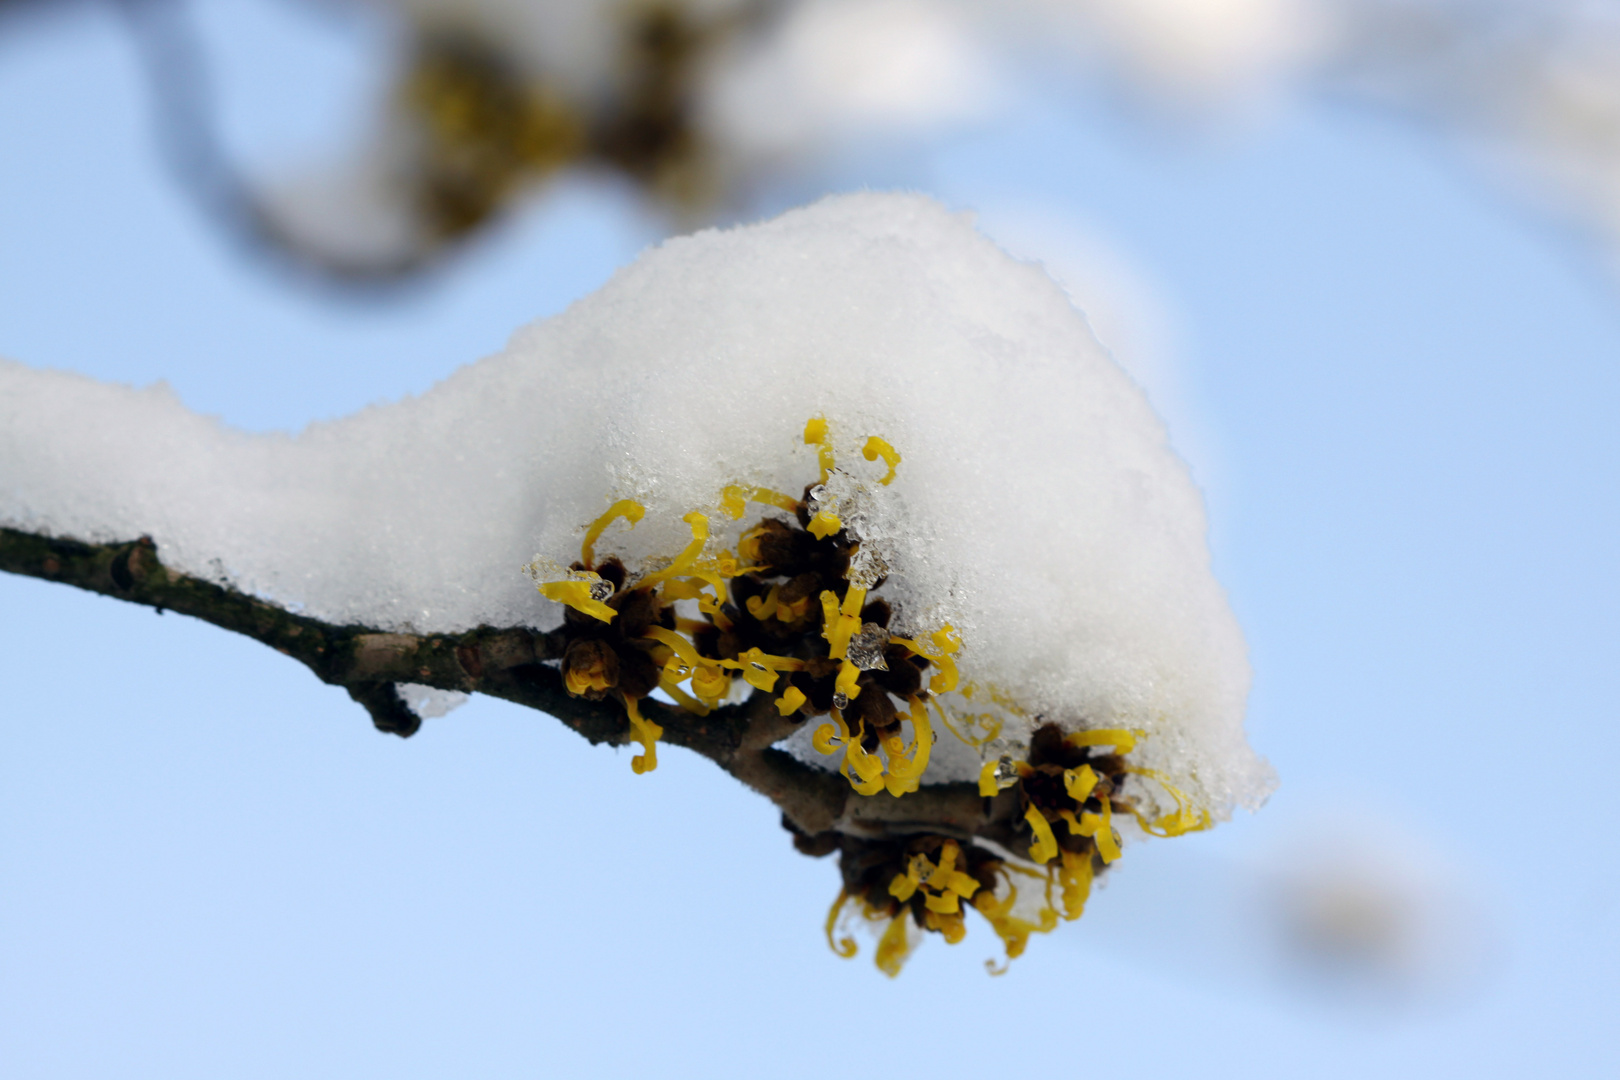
[0,192,1270,973]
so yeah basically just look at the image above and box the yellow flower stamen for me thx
[623,694,662,775]
[861,435,901,486]
[580,499,644,568]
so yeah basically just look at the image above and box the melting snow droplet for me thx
[846,544,888,589]
[847,622,890,671]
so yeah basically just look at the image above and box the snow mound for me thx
[0,191,1272,816]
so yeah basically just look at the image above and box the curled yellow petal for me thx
[776,685,807,716]
[745,584,780,621]
[641,511,710,588]
[1063,764,1099,805]
[924,891,961,915]
[807,510,842,539]
[818,589,840,640]
[726,646,804,693]
[580,499,644,568]
[978,760,1001,798]
[1093,796,1122,864]
[845,768,886,797]
[926,909,967,945]
[1065,727,1143,755]
[538,578,616,623]
[874,912,915,978]
[891,625,961,694]
[884,697,932,783]
[804,415,836,485]
[841,586,868,619]
[642,625,699,665]
[825,889,858,959]
[861,435,901,485]
[883,774,919,797]
[888,873,918,903]
[564,657,613,696]
[822,587,864,659]
[834,659,863,702]
[1024,805,1059,864]
[689,664,731,706]
[1124,766,1214,837]
[659,578,705,602]
[720,485,800,520]
[812,709,850,755]
[623,695,663,775]
[845,734,884,783]
[1058,849,1094,921]
[658,676,711,717]
[946,870,980,899]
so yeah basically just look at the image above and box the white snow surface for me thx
[0,192,1271,816]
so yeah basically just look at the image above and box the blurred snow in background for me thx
[238,0,1620,275]
[1079,801,1494,1009]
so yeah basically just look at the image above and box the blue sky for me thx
[2,2,1617,1077]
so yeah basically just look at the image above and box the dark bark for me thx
[1,525,1023,849]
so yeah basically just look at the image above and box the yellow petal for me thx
[1024,805,1059,864]
[861,435,901,486]
[580,499,644,567]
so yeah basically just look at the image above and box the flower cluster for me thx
[528,416,1211,974]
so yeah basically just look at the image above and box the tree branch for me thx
[1,525,1023,849]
